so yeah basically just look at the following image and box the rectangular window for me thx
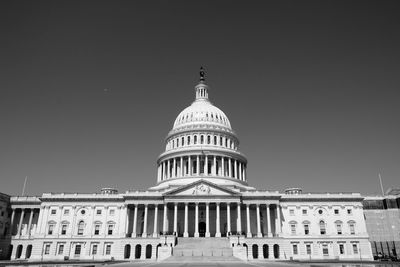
[349,224,355,235]
[75,244,81,255]
[302,209,307,215]
[51,209,56,215]
[94,224,100,235]
[289,209,294,215]
[339,244,345,255]
[108,224,114,235]
[109,209,115,215]
[306,244,311,255]
[352,244,358,254]
[92,244,98,255]
[347,209,352,215]
[61,225,67,235]
[336,224,342,235]
[96,209,102,215]
[304,224,309,235]
[44,244,51,255]
[293,244,298,255]
[58,244,64,255]
[322,244,329,256]
[334,209,339,214]
[290,224,296,234]
[48,224,54,235]
[105,244,111,255]
[64,209,69,215]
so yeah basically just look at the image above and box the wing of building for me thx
[3,72,374,261]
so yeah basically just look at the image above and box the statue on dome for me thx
[200,66,206,81]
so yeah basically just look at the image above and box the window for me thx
[105,244,112,255]
[109,209,115,216]
[334,209,339,215]
[77,221,84,235]
[75,244,81,255]
[318,209,323,215]
[304,224,310,235]
[336,222,342,235]
[61,224,67,235]
[207,135,210,144]
[306,244,311,255]
[349,222,355,235]
[96,210,102,215]
[352,244,358,254]
[80,210,86,215]
[94,224,100,235]
[64,209,69,215]
[44,244,51,255]
[108,224,114,235]
[319,221,326,235]
[187,136,190,145]
[292,244,298,255]
[48,224,54,235]
[194,136,197,144]
[290,224,296,235]
[92,244,98,255]
[322,244,329,256]
[289,209,294,215]
[58,244,64,255]
[302,209,307,215]
[200,135,204,144]
[51,209,56,215]
[339,244,345,254]
[347,209,352,215]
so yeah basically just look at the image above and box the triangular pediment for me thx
[163,179,241,197]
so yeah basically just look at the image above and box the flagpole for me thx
[378,173,385,196]
[22,176,28,196]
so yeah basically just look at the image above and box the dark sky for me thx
[1,1,399,196]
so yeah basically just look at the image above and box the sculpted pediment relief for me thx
[164,180,240,197]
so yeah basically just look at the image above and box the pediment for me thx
[163,180,240,197]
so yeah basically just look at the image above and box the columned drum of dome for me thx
[150,73,252,191]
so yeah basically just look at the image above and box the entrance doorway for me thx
[199,222,206,237]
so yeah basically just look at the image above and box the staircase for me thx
[166,237,237,261]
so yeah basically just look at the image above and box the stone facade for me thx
[6,72,374,261]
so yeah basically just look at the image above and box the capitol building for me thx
[3,71,373,261]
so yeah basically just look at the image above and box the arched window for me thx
[16,244,23,259]
[146,244,152,259]
[207,135,210,144]
[194,136,197,144]
[220,136,222,146]
[25,244,32,259]
[77,221,85,235]
[181,137,184,146]
[263,244,269,259]
[214,136,217,145]
[124,244,131,259]
[273,244,279,259]
[319,220,326,235]
[135,244,141,259]
[200,135,204,144]
[187,136,191,145]
[252,244,258,259]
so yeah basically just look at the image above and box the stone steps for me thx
[171,237,233,258]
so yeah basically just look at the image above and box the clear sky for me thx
[1,0,399,196]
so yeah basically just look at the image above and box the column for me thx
[17,209,25,236]
[227,203,231,234]
[194,203,199,237]
[239,162,242,180]
[234,159,238,179]
[142,205,148,237]
[256,204,262,237]
[213,156,217,176]
[221,157,225,177]
[276,205,282,236]
[184,203,189,237]
[228,158,232,177]
[36,206,45,235]
[180,157,184,177]
[167,160,170,179]
[246,204,251,237]
[243,164,246,181]
[163,204,168,234]
[153,205,158,237]
[188,156,192,176]
[173,203,178,235]
[125,207,130,236]
[172,158,176,178]
[215,203,221,237]
[205,203,210,237]
[10,209,15,235]
[237,203,242,234]
[162,162,166,180]
[205,155,208,175]
[132,204,138,237]
[27,209,34,236]
[266,204,272,237]
[196,156,200,175]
